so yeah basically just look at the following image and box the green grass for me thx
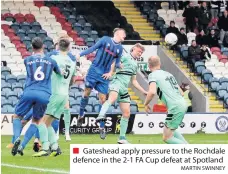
[1,134,228,174]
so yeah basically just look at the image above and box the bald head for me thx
[148,56,161,70]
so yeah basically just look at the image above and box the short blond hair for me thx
[131,43,145,52]
[148,56,161,68]
[113,28,126,35]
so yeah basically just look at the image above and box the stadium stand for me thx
[2,0,228,113]
[125,0,227,112]
[1,0,141,113]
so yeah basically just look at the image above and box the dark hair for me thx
[59,38,70,51]
[170,21,175,25]
[180,27,185,31]
[32,37,43,50]
[191,40,196,43]
[180,83,189,92]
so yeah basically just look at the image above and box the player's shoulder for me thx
[67,52,76,62]
[46,50,58,57]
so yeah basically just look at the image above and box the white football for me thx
[165,33,178,46]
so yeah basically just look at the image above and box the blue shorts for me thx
[85,68,109,95]
[15,89,51,120]
[23,108,33,121]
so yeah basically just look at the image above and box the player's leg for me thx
[163,108,188,144]
[48,96,67,157]
[33,95,66,157]
[51,119,60,140]
[17,117,40,156]
[11,92,32,156]
[78,87,92,125]
[117,94,131,144]
[7,119,29,149]
[78,75,95,125]
[63,101,71,141]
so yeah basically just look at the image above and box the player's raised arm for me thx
[77,36,106,59]
[131,75,148,95]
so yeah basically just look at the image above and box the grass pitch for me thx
[1,134,228,174]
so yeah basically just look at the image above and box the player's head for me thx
[32,37,43,53]
[113,28,126,43]
[58,37,70,52]
[131,43,145,59]
[55,35,70,50]
[148,56,161,71]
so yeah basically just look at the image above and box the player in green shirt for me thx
[96,43,147,143]
[33,38,77,157]
[144,56,188,144]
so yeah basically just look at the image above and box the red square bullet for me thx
[73,148,79,154]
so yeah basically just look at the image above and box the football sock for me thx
[165,136,186,144]
[79,96,89,117]
[13,118,22,141]
[98,101,111,118]
[120,117,129,138]
[21,123,38,149]
[11,136,15,144]
[51,120,59,133]
[64,108,71,134]
[48,126,58,151]
[173,130,188,144]
[35,129,40,139]
[38,123,49,151]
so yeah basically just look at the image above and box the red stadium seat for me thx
[5,29,15,37]
[51,10,61,16]
[18,47,27,53]
[211,47,221,53]
[22,51,32,59]
[11,36,21,42]
[16,43,26,49]
[69,30,78,38]
[214,51,222,57]
[1,24,10,31]
[50,7,60,13]
[34,1,44,8]
[63,25,73,33]
[25,14,35,23]
[14,13,25,23]
[12,40,21,45]
[3,13,14,20]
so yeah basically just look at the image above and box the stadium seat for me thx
[90,30,98,40]
[208,77,220,92]
[17,74,26,84]
[37,30,47,39]
[223,93,228,108]
[16,29,26,38]
[21,22,31,31]
[69,92,75,100]
[201,69,213,84]
[130,105,138,112]
[6,74,17,84]
[216,84,228,99]
[77,15,86,26]
[7,91,18,101]
[67,15,76,24]
[72,23,82,32]
[31,22,42,32]
[7,106,15,113]
[195,61,206,75]
[85,105,93,112]
[1,67,11,76]
[1,107,8,113]
[85,38,94,47]
[11,22,20,31]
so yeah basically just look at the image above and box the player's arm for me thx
[102,61,115,80]
[131,75,147,95]
[77,36,105,59]
[178,86,184,96]
[144,81,157,113]
[52,59,64,75]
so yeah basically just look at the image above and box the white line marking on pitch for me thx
[1,163,69,174]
